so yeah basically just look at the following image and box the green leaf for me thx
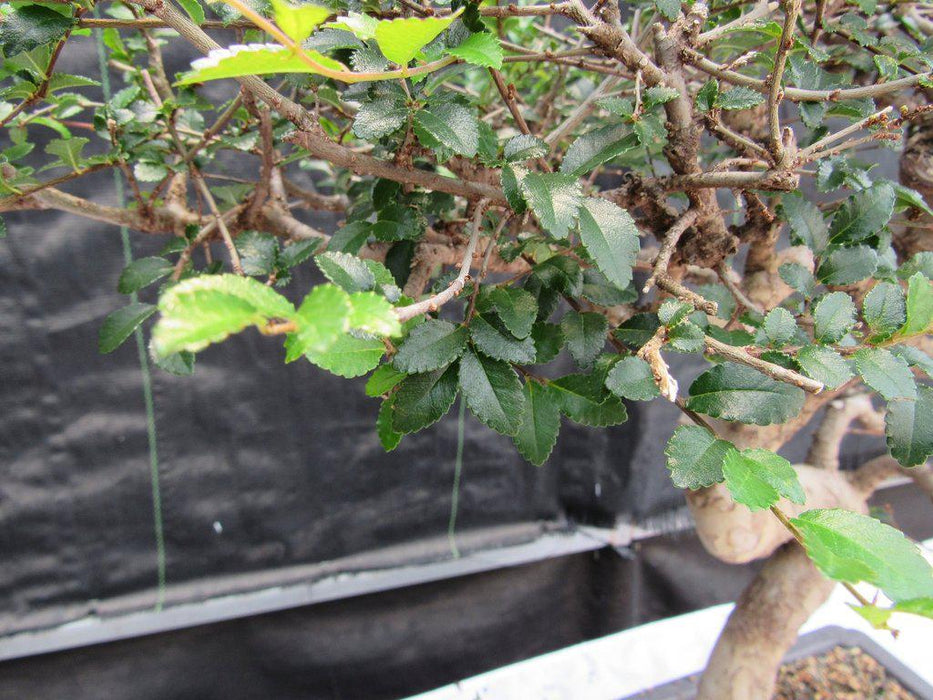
[812,291,856,343]
[862,281,906,341]
[315,251,376,292]
[780,195,828,253]
[756,307,797,347]
[560,311,608,368]
[133,162,169,182]
[118,257,172,294]
[559,127,639,177]
[654,0,681,20]
[897,272,933,339]
[413,101,479,158]
[488,287,537,339]
[549,374,627,427]
[99,303,156,354]
[44,137,88,172]
[577,197,640,290]
[792,509,933,603]
[686,362,806,425]
[695,80,719,112]
[531,322,563,363]
[501,164,527,214]
[236,231,278,277]
[717,87,764,110]
[613,313,660,349]
[605,356,660,401]
[291,284,351,356]
[374,13,458,66]
[177,0,205,25]
[269,0,331,44]
[446,31,503,69]
[469,314,536,364]
[377,399,403,451]
[347,291,401,337]
[153,275,295,357]
[0,5,75,57]
[885,386,933,467]
[306,333,384,377]
[503,134,548,163]
[827,182,895,248]
[513,381,560,466]
[722,448,805,511]
[392,363,460,433]
[323,12,378,40]
[853,348,916,401]
[352,93,408,140]
[393,319,468,373]
[891,346,933,378]
[458,350,524,435]
[796,345,853,390]
[853,598,933,630]
[899,252,933,280]
[176,44,346,85]
[520,172,583,239]
[152,348,196,376]
[816,245,877,285]
[664,425,734,490]
[366,364,406,397]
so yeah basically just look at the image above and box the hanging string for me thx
[447,398,466,559]
[93,13,167,611]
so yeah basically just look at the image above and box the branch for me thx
[643,208,699,292]
[766,0,801,165]
[705,335,824,394]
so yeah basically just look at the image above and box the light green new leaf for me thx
[374,12,459,66]
[291,284,351,356]
[99,303,157,354]
[458,350,525,435]
[897,272,933,339]
[365,364,406,397]
[513,381,561,466]
[664,425,734,490]
[323,12,378,40]
[605,356,660,401]
[270,0,332,44]
[118,257,172,295]
[853,597,933,630]
[393,319,468,373]
[520,172,583,239]
[559,126,639,177]
[885,386,933,467]
[347,291,401,337]
[796,345,853,390]
[686,362,806,425]
[853,348,916,401]
[792,508,933,603]
[176,44,346,85]
[413,101,479,158]
[177,0,205,25]
[812,291,856,343]
[722,448,805,511]
[392,364,460,433]
[306,333,384,377]
[153,274,295,357]
[577,197,640,290]
[447,32,503,69]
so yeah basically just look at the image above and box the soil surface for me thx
[774,646,917,699]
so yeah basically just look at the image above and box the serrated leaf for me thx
[581,268,637,307]
[695,80,719,112]
[118,257,172,294]
[270,0,331,44]
[812,291,856,343]
[780,195,829,253]
[853,598,933,630]
[577,197,640,290]
[862,281,906,341]
[377,399,403,451]
[560,311,607,368]
[853,348,916,401]
[177,0,205,24]
[513,381,560,466]
[531,322,563,363]
[374,13,458,66]
[446,31,502,69]
[898,272,933,339]
[393,319,468,373]
[291,284,351,357]
[153,275,295,356]
[654,0,681,20]
[501,164,527,214]
[305,332,384,377]
[816,245,877,285]
[613,313,660,349]
[347,291,401,337]
[0,5,75,57]
[392,364,460,433]
[796,345,853,390]
[134,162,168,182]
[717,87,764,110]
[885,386,933,467]
[899,252,933,280]
[664,425,734,490]
[176,44,346,85]
[756,307,797,347]
[44,137,88,172]
[99,303,156,354]
[559,126,639,177]
[323,12,378,40]
[549,374,627,427]
[315,251,376,293]
[413,101,479,158]
[686,362,806,425]
[827,182,895,248]
[792,509,933,603]
[722,448,805,511]
[605,356,659,401]
[352,93,408,140]
[520,172,582,239]
[891,346,933,377]
[488,287,537,339]
[458,350,524,435]
[503,134,548,162]
[366,363,406,397]
[236,231,278,277]
[532,255,583,295]
[469,314,536,364]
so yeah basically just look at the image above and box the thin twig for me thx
[644,209,699,293]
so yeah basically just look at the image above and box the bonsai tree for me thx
[2,0,932,695]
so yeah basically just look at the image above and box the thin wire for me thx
[447,398,466,559]
[94,14,167,611]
